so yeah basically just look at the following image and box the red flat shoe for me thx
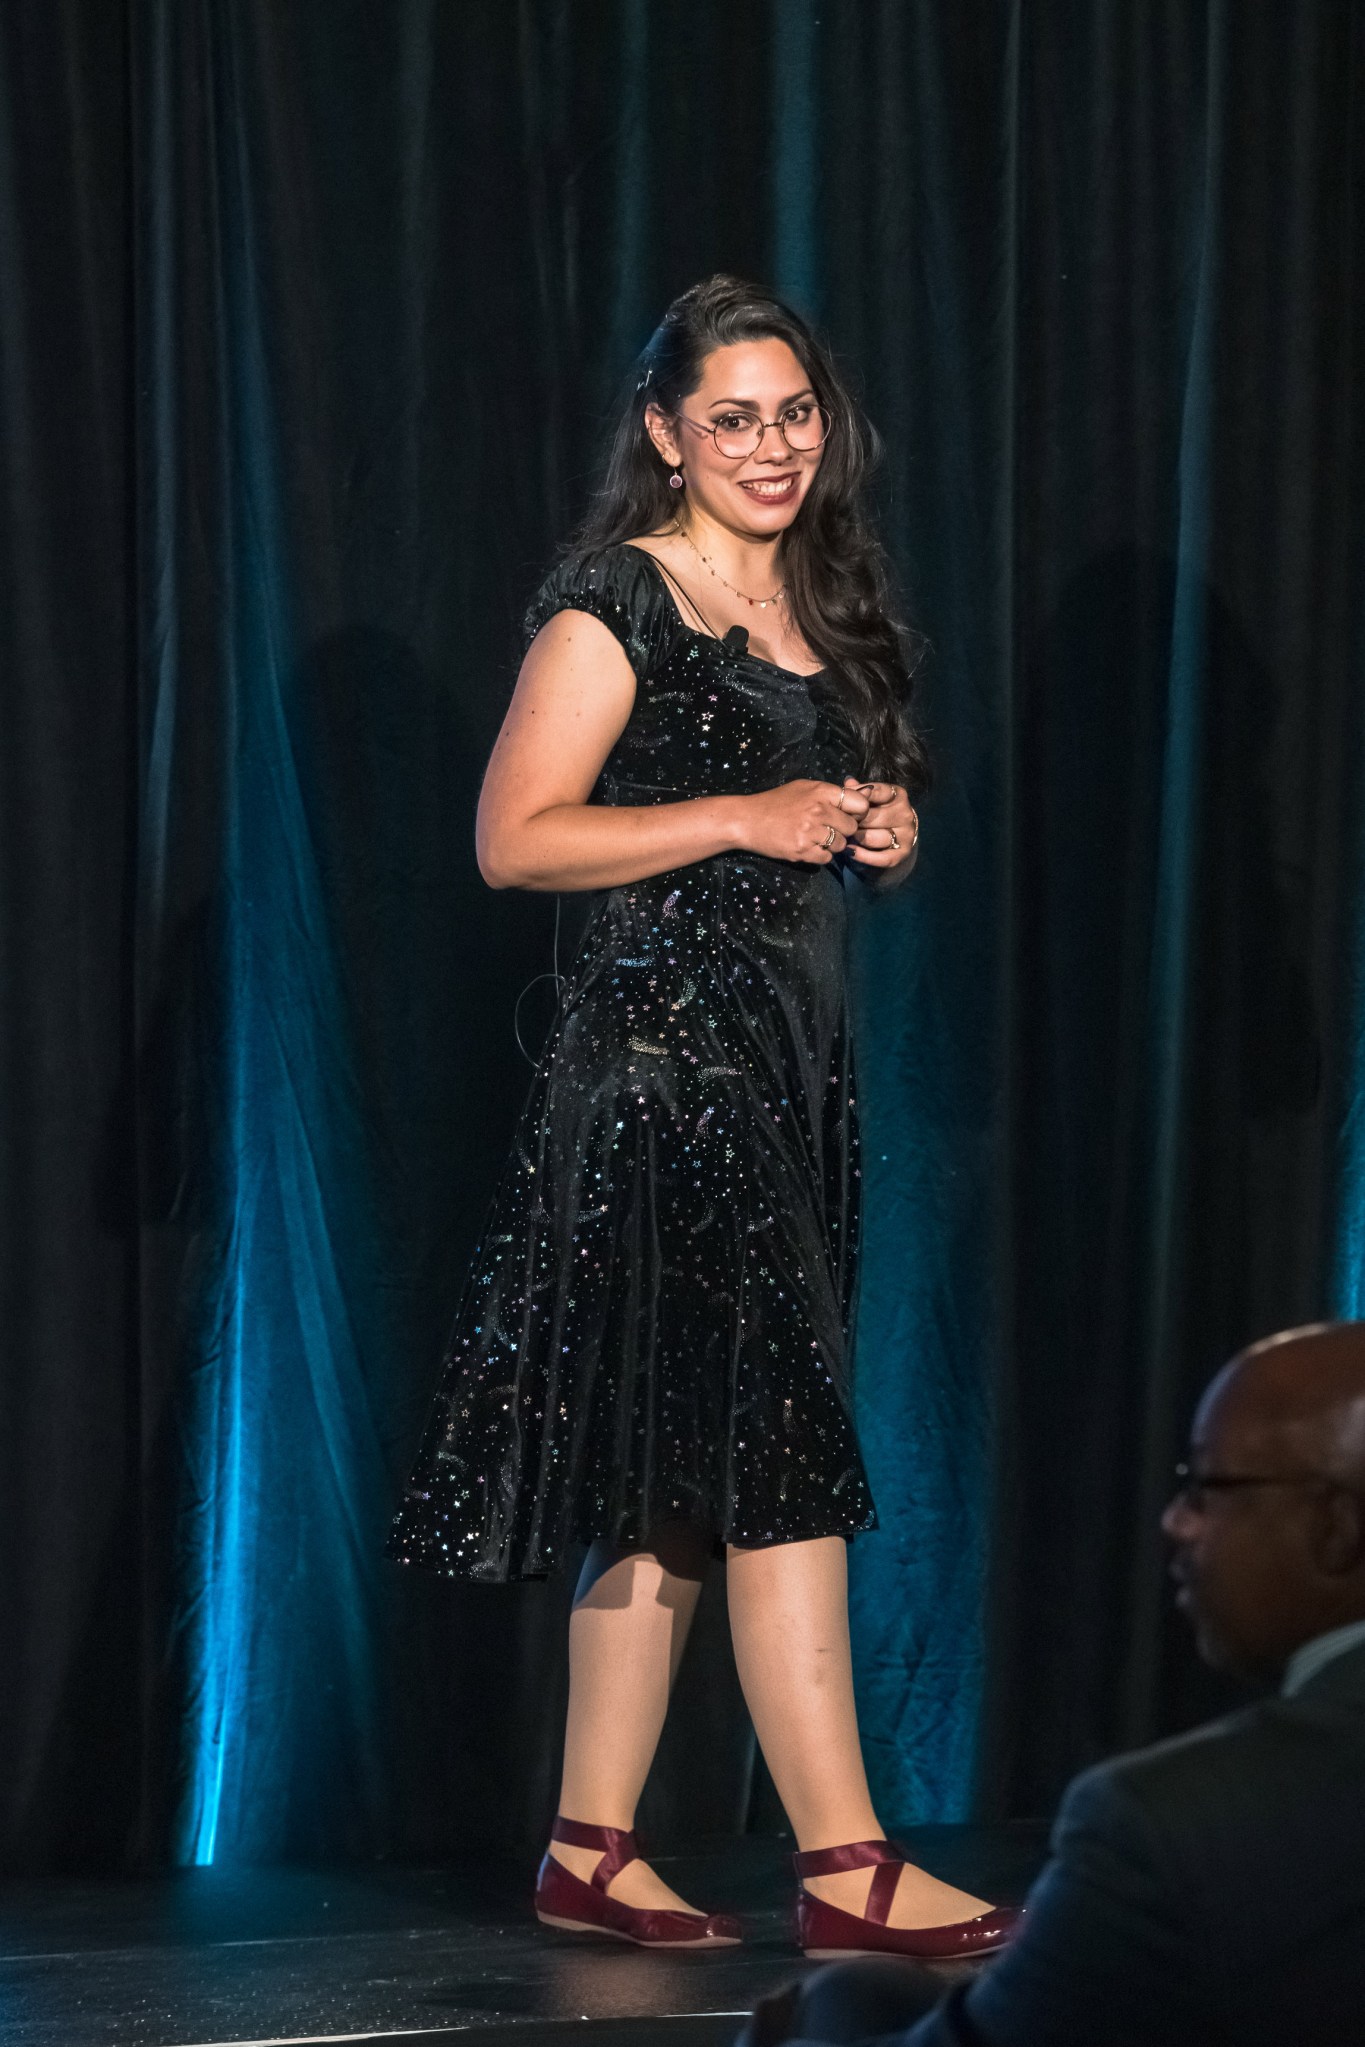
[534,1816,742,1949]
[794,1838,1022,1960]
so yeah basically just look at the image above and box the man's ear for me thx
[644,401,682,468]
[1315,1485,1365,1577]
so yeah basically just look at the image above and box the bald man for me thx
[742,1321,1365,2047]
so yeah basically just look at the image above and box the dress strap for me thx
[639,547,723,641]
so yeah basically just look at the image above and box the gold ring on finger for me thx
[889,828,900,849]
[822,824,837,849]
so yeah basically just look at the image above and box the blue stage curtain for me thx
[2,0,1363,1870]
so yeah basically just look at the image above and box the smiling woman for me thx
[577,275,931,798]
[665,385,829,529]
[384,276,1011,1963]
[634,352,832,658]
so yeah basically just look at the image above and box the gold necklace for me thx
[678,524,785,609]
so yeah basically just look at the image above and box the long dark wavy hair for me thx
[569,274,931,795]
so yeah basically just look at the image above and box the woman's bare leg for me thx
[726,1535,992,1927]
[550,1520,711,1912]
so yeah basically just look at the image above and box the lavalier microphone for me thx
[722,624,749,654]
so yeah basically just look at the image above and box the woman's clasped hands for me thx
[739,775,919,873]
[841,776,919,875]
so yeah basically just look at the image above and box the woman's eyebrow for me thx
[706,386,817,409]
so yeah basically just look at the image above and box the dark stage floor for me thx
[0,1826,1047,2047]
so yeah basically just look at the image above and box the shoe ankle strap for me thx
[793,1837,904,1877]
[793,1838,906,1927]
[551,1815,641,1891]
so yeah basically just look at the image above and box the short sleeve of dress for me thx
[520,544,676,685]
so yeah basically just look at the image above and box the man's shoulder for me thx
[1058,1666,1365,1860]
[1055,1709,1251,1841]
[1079,1695,1267,1786]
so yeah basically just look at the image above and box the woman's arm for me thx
[476,612,746,890]
[476,612,867,891]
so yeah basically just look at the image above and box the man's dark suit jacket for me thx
[905,1637,1365,2047]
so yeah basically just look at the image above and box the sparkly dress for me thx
[386,542,878,1581]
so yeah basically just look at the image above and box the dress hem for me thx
[383,1502,879,1586]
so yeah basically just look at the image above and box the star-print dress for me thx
[386,541,879,1581]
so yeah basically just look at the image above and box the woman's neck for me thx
[675,506,785,599]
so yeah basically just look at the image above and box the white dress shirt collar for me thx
[1281,1615,1365,1697]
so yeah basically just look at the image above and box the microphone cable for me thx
[513,891,567,1068]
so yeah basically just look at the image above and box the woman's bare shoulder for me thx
[619,529,682,565]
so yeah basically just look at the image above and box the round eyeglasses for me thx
[675,402,832,461]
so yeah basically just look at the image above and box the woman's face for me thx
[646,336,826,539]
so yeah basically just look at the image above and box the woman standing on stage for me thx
[388,276,1017,1961]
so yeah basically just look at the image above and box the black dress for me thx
[386,542,878,1581]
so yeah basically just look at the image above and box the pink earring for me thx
[668,466,684,490]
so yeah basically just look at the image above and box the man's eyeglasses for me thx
[675,403,832,461]
[1171,1461,1331,1510]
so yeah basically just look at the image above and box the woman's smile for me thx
[736,471,800,504]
